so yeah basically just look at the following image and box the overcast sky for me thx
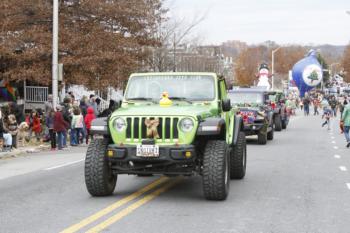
[165,0,350,45]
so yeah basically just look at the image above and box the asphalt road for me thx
[1,113,350,233]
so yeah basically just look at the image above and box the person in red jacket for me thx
[54,106,69,150]
[26,110,42,142]
[84,107,95,144]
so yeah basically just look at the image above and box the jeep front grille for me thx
[126,117,179,142]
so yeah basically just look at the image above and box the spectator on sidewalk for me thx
[68,91,75,104]
[8,102,24,123]
[88,94,98,116]
[26,110,42,142]
[341,101,350,148]
[62,97,72,147]
[79,96,89,118]
[84,107,96,144]
[0,109,12,152]
[43,95,54,141]
[3,114,18,149]
[71,107,85,145]
[45,95,54,116]
[46,110,56,150]
[54,106,69,150]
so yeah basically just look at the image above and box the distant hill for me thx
[219,40,346,63]
[311,44,346,63]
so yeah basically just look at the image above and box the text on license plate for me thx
[136,145,159,157]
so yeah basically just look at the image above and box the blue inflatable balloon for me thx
[292,50,323,97]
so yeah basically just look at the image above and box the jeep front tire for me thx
[274,115,282,131]
[202,140,230,200]
[85,138,117,196]
[230,132,247,179]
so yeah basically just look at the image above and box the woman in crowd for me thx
[54,106,69,150]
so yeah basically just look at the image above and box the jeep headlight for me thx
[179,118,194,132]
[113,117,126,132]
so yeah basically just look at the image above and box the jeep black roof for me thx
[228,87,276,95]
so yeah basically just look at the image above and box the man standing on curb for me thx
[341,101,350,148]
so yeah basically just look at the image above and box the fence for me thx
[25,86,48,103]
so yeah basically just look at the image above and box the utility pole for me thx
[173,33,176,72]
[271,47,281,90]
[52,0,59,108]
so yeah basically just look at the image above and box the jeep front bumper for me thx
[106,144,197,175]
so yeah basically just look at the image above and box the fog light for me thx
[107,150,114,157]
[185,151,192,158]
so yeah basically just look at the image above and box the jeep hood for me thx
[111,104,217,119]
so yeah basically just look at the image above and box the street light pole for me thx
[271,47,281,90]
[52,0,59,109]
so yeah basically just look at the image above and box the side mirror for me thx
[222,99,231,112]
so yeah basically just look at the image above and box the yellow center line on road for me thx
[60,176,169,233]
[86,178,182,233]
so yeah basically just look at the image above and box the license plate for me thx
[136,145,159,157]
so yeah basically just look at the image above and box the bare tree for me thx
[145,12,206,72]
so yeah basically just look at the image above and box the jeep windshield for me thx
[228,92,264,105]
[125,75,215,101]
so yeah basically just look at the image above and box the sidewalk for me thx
[0,144,51,160]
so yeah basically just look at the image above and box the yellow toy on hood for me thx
[159,92,172,107]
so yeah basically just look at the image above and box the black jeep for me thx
[267,91,289,130]
[227,88,280,145]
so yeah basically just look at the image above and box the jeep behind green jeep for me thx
[227,87,276,145]
[85,72,247,200]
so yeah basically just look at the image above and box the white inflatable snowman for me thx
[257,63,271,90]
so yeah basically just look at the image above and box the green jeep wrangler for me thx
[85,73,247,200]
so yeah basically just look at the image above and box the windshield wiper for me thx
[169,97,193,104]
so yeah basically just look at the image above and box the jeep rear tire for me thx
[85,138,117,196]
[257,132,267,145]
[202,140,230,200]
[267,127,274,140]
[230,132,247,179]
[274,115,282,131]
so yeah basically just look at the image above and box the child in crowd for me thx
[84,107,95,144]
[26,110,42,142]
[46,110,56,150]
[71,107,85,145]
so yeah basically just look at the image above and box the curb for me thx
[0,145,51,160]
